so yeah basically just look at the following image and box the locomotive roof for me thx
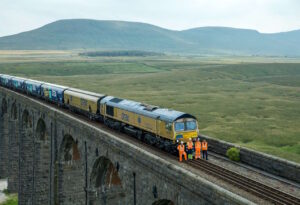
[101,96,197,122]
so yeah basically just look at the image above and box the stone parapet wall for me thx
[199,134,300,184]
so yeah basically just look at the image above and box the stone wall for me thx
[199,134,300,184]
[0,86,254,205]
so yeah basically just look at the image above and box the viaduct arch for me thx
[89,156,125,205]
[34,118,51,204]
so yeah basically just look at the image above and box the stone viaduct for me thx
[0,87,252,205]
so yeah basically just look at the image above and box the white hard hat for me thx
[181,141,184,144]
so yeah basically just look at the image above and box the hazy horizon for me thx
[1,0,300,37]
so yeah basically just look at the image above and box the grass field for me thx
[0,53,299,163]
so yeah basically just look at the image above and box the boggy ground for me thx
[0,51,299,163]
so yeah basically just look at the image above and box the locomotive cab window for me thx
[186,120,197,130]
[175,122,185,131]
[106,105,114,116]
[175,119,197,131]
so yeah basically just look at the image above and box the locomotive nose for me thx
[176,131,198,142]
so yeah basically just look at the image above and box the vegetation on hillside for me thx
[79,50,164,57]
[0,19,300,56]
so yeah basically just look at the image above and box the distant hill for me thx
[0,19,299,56]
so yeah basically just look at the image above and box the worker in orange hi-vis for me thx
[187,138,194,160]
[202,139,208,160]
[177,141,187,162]
[195,138,201,159]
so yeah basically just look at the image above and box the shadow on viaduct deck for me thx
[0,87,252,205]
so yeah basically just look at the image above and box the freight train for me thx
[0,74,199,152]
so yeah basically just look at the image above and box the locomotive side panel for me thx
[104,104,175,140]
[158,120,174,141]
[113,107,158,134]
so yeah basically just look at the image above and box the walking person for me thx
[195,138,201,159]
[202,139,208,160]
[177,141,187,162]
[187,138,194,160]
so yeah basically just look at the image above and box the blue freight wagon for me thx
[0,75,13,88]
[24,79,44,97]
[11,77,26,92]
[41,83,69,105]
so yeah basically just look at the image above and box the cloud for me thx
[0,0,300,37]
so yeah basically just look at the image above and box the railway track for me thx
[132,138,300,205]
[6,88,300,205]
[208,151,300,189]
[188,160,300,205]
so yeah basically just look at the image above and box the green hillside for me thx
[0,19,299,56]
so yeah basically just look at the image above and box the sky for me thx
[0,0,300,37]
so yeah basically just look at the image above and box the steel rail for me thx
[189,160,300,205]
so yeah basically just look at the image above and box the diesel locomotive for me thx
[0,74,199,152]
